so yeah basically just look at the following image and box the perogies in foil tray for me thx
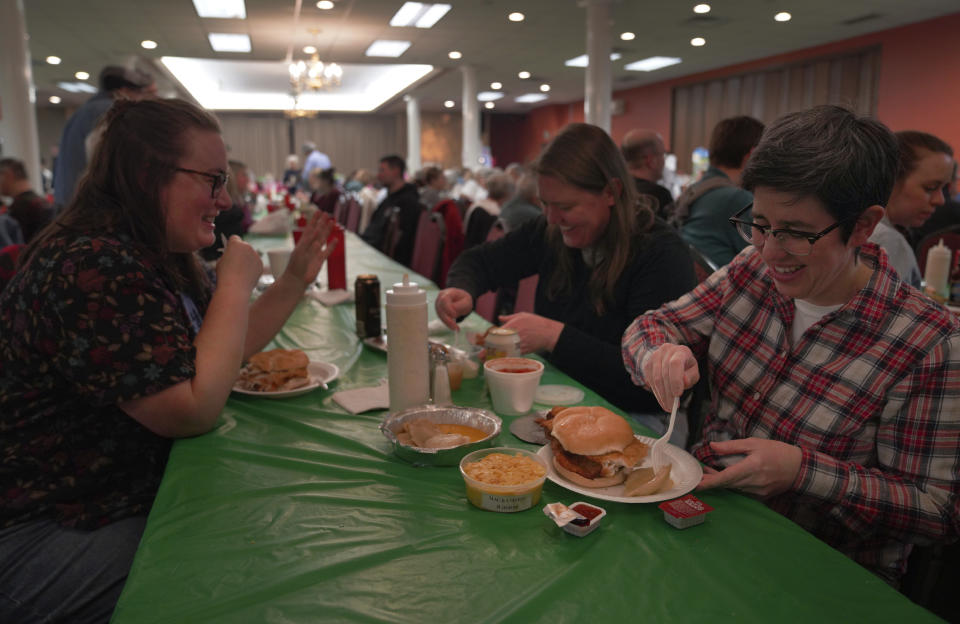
[381,405,502,466]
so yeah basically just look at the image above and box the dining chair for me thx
[345,197,362,233]
[380,208,402,259]
[472,219,506,323]
[687,242,719,284]
[333,194,349,226]
[410,211,445,284]
[513,274,539,314]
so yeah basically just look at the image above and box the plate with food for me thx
[233,348,339,398]
[535,406,702,504]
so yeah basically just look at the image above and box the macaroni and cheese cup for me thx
[459,447,547,513]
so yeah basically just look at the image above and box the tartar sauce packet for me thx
[543,502,583,528]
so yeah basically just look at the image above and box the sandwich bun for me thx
[553,456,626,488]
[551,406,636,456]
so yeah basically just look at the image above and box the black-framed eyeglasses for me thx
[728,203,850,257]
[173,167,229,199]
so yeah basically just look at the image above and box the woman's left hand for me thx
[284,212,336,287]
[696,438,802,498]
[498,312,564,353]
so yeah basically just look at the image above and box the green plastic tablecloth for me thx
[111,232,938,623]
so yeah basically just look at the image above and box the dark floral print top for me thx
[0,231,205,529]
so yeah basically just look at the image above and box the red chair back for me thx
[410,212,444,284]
[513,274,539,314]
[345,198,362,233]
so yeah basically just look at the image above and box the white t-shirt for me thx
[792,298,842,344]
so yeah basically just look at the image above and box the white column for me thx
[460,65,482,169]
[0,0,42,191]
[581,0,613,133]
[404,95,422,173]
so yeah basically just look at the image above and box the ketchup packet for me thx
[658,494,714,529]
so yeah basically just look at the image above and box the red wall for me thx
[492,12,960,165]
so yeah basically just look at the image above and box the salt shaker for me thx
[429,344,452,407]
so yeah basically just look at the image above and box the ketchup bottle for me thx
[326,224,347,290]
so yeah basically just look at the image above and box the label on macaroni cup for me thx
[482,492,532,512]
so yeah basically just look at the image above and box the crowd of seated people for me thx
[4,83,960,622]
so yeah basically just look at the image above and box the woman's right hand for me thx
[435,288,474,330]
[642,344,700,412]
[215,235,262,292]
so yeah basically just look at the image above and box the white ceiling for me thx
[23,0,960,115]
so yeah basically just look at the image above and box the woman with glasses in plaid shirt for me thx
[622,105,960,586]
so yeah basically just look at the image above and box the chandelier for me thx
[288,51,343,94]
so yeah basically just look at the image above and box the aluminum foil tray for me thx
[380,405,502,466]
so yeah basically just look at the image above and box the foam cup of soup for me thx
[483,357,544,416]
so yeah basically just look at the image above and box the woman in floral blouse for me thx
[0,98,336,623]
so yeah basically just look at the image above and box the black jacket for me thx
[361,183,423,267]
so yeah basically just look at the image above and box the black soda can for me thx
[355,274,382,338]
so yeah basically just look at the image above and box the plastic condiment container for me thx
[925,238,951,299]
[385,275,429,413]
[459,447,547,513]
[658,494,714,529]
[561,501,607,537]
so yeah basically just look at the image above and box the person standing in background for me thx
[677,116,765,267]
[53,65,156,210]
[301,142,332,189]
[621,129,674,222]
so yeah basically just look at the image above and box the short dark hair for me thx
[708,116,765,168]
[380,154,406,175]
[422,166,443,185]
[741,105,899,241]
[621,134,662,165]
[0,158,27,180]
[99,65,154,92]
[896,131,953,181]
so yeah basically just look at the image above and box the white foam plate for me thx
[535,384,585,406]
[232,361,339,398]
[537,435,702,504]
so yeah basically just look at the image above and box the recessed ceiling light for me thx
[515,93,547,103]
[477,91,504,102]
[46,56,61,65]
[444,99,455,108]
[775,12,792,22]
[448,50,462,59]
[490,81,502,90]
[57,81,97,93]
[518,70,530,79]
[690,37,706,47]
[624,56,683,72]
[390,2,451,28]
[693,3,710,13]
[317,0,335,9]
[75,71,90,80]
[141,40,158,50]
[192,0,247,19]
[49,95,62,104]
[303,45,317,54]
[208,33,251,52]
[564,52,622,67]
[620,32,635,41]
[485,101,495,109]
[540,84,550,92]
[508,12,524,22]
[365,40,411,57]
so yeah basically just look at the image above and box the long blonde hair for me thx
[534,123,652,315]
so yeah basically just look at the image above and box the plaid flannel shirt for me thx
[622,243,960,583]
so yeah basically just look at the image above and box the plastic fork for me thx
[651,396,680,472]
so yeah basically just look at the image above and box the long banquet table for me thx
[111,231,939,623]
